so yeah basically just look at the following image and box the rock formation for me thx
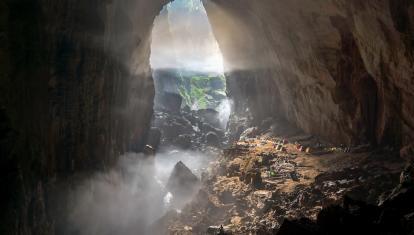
[166,161,201,208]
[205,0,414,148]
[0,0,167,233]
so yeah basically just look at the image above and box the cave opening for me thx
[149,0,231,151]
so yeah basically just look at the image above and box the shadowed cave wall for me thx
[205,0,414,148]
[0,0,413,233]
[0,0,168,233]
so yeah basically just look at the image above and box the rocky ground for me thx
[148,95,412,235]
[150,106,227,151]
[151,128,409,234]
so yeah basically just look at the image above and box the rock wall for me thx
[204,0,414,148]
[0,0,167,233]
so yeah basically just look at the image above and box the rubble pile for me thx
[151,107,226,151]
[278,163,414,235]
[160,134,406,234]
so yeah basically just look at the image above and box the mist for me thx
[56,2,233,233]
[150,0,224,73]
[217,98,233,129]
[62,149,212,235]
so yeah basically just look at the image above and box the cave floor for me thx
[154,134,405,234]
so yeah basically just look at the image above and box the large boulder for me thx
[166,161,200,207]
[205,131,220,147]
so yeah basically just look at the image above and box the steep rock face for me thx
[205,0,414,147]
[0,0,167,233]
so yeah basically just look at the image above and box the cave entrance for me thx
[149,0,230,151]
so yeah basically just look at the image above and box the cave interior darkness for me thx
[1,0,414,234]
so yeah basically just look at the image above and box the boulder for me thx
[239,127,258,140]
[166,161,200,199]
[143,145,155,157]
[206,131,220,147]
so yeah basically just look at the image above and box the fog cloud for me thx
[62,149,212,235]
[150,0,224,73]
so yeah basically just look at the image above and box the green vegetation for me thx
[176,70,226,110]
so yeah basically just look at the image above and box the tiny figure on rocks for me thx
[218,225,225,235]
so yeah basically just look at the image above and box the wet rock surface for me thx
[151,107,226,150]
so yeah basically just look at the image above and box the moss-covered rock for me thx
[154,68,226,110]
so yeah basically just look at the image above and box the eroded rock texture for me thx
[0,0,167,233]
[205,0,414,147]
